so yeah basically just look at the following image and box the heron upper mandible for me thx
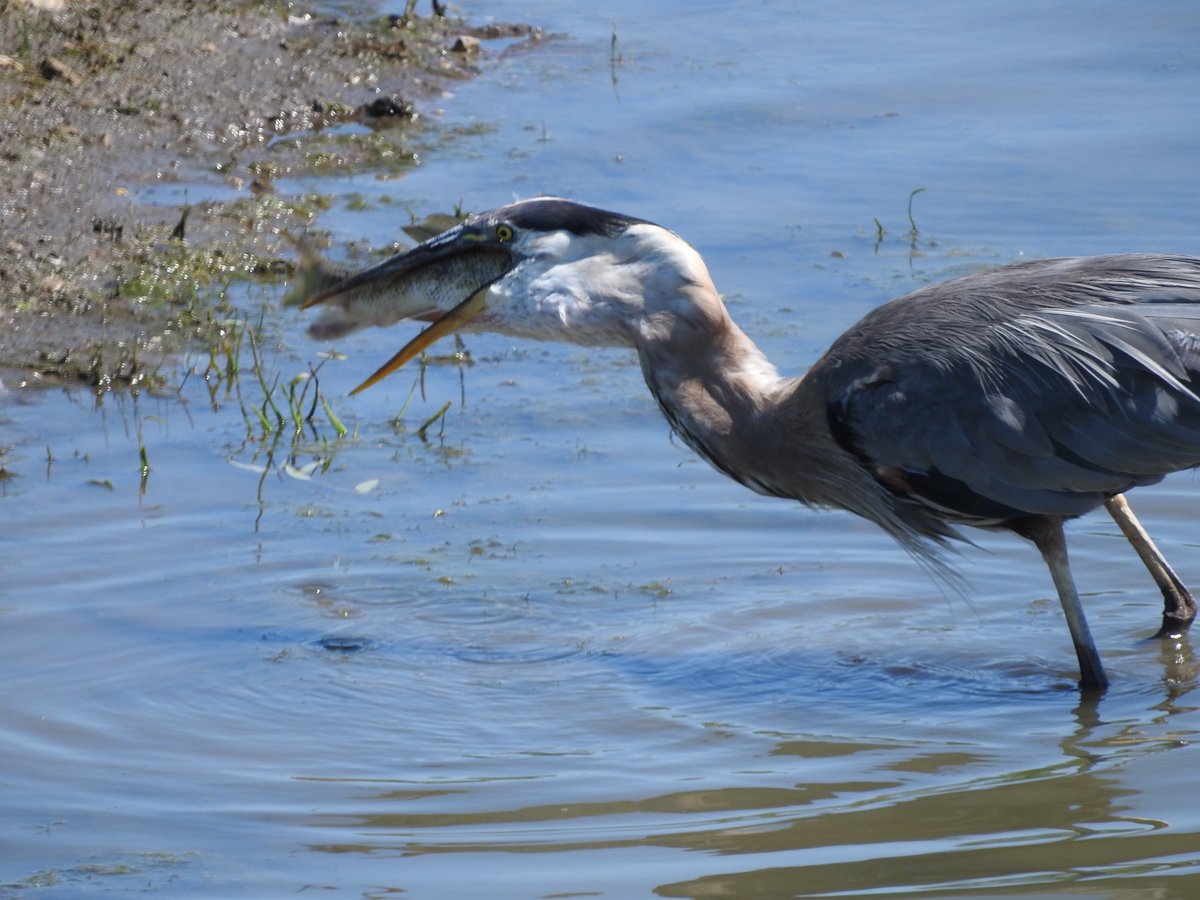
[299,197,1200,692]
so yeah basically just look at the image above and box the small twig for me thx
[907,187,926,242]
[246,326,285,430]
[416,401,452,441]
[610,20,623,100]
[304,364,323,424]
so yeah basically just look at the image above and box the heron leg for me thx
[1104,493,1197,635]
[1016,517,1109,692]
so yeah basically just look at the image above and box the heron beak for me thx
[295,222,513,395]
[348,288,488,395]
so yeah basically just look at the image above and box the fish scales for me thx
[299,248,510,340]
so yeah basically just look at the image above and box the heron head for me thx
[300,197,710,394]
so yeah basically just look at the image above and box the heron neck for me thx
[630,277,955,562]
[634,290,796,497]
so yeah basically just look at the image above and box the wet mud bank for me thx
[0,0,540,390]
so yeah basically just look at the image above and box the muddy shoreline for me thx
[0,0,541,390]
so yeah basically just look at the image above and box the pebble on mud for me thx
[449,35,481,54]
[362,95,415,119]
[38,55,82,84]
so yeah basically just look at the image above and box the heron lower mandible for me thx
[297,197,1200,692]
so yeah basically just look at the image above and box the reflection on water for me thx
[5,0,1200,895]
[294,675,1200,897]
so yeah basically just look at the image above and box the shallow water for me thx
[5,1,1200,896]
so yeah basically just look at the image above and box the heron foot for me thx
[1156,597,1197,638]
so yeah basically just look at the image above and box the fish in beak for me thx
[295,221,515,395]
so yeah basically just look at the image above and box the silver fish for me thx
[298,240,511,342]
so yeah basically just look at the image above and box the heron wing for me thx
[823,255,1200,523]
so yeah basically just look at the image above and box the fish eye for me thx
[495,224,515,242]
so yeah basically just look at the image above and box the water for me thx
[4,1,1200,896]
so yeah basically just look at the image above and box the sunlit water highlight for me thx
[4,1,1200,896]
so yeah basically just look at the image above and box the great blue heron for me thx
[299,197,1200,691]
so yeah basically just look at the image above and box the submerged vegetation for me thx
[192,310,353,509]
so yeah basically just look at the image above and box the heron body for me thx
[300,198,1200,691]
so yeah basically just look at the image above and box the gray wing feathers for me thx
[831,255,1200,522]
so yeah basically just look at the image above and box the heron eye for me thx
[495,224,515,242]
